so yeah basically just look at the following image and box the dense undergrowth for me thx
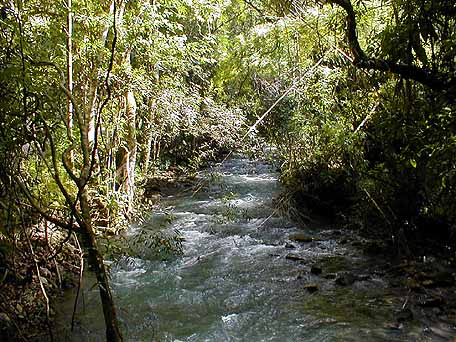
[219,0,456,255]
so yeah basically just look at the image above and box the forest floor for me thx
[0,231,80,341]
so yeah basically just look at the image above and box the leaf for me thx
[409,159,417,168]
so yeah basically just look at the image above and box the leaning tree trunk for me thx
[79,189,123,341]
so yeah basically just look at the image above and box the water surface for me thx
[51,155,453,341]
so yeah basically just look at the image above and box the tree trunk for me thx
[66,0,74,166]
[327,0,453,92]
[79,189,123,342]
[115,90,136,211]
[125,90,136,211]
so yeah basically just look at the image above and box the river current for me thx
[50,155,454,341]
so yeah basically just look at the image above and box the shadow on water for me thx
[43,155,456,341]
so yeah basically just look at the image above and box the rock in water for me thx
[285,253,306,262]
[289,234,313,243]
[311,265,323,275]
[335,272,357,286]
[304,283,319,293]
[285,243,296,249]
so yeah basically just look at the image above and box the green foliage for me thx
[127,228,184,261]
[1,0,455,294]
[126,209,183,260]
[289,1,455,244]
[140,85,245,171]
[362,86,456,229]
[214,0,456,247]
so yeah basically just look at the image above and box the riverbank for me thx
[0,227,80,341]
[283,226,456,339]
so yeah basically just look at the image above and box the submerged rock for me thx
[395,308,414,322]
[335,272,357,286]
[289,234,314,243]
[285,253,306,262]
[310,265,323,275]
[304,283,319,293]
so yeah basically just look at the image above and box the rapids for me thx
[48,155,454,341]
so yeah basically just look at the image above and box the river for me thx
[48,155,454,341]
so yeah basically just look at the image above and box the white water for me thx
[48,155,453,341]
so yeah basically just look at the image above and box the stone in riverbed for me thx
[285,253,306,262]
[304,283,319,293]
[335,272,357,286]
[285,243,296,249]
[289,234,314,243]
[310,265,323,275]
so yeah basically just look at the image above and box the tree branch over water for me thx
[325,0,455,94]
